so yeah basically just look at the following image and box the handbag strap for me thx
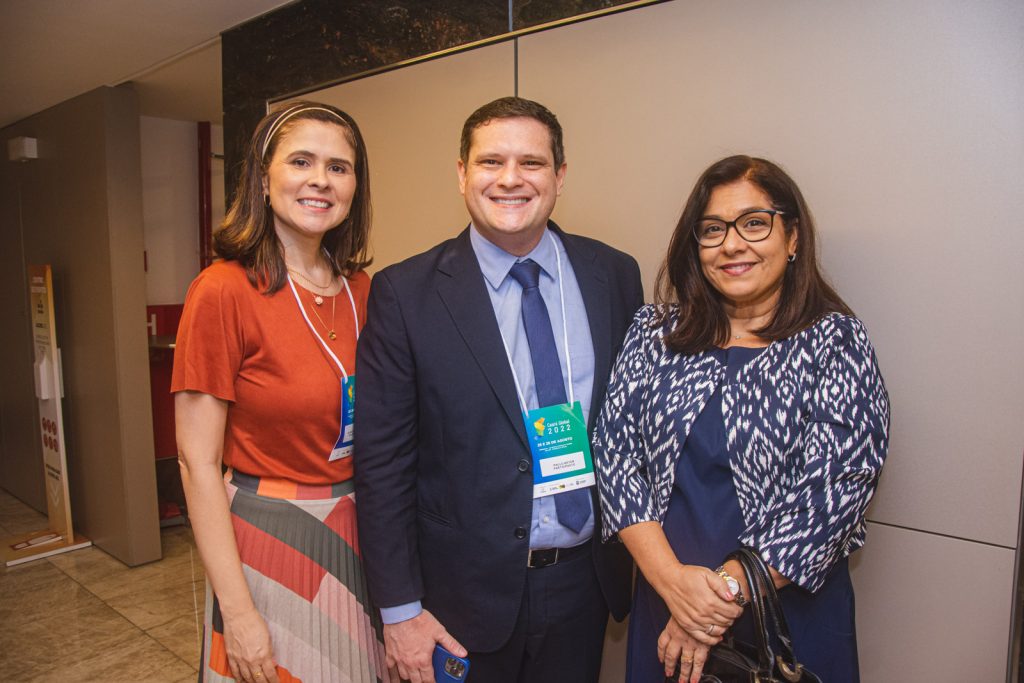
[725,548,774,674]
[726,547,806,682]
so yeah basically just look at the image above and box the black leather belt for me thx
[527,542,590,569]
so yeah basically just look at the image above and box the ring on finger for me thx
[681,655,694,665]
[705,624,715,636]
[253,672,263,679]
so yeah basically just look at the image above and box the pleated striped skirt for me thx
[200,469,393,683]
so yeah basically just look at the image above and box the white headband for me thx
[261,105,348,159]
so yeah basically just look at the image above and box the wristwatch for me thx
[715,565,748,607]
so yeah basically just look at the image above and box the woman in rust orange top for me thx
[172,101,391,683]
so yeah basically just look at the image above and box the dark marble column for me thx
[512,0,638,30]
[222,0,507,197]
[221,0,641,198]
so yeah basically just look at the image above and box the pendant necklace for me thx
[309,290,337,340]
[288,267,332,306]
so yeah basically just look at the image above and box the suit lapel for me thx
[436,228,529,450]
[555,224,611,433]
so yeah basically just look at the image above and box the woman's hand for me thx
[618,522,742,646]
[658,617,712,683]
[655,563,742,645]
[722,557,789,597]
[223,606,281,683]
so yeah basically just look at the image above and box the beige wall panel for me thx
[0,155,45,511]
[140,119,225,305]
[303,42,515,271]
[518,0,1024,546]
[851,522,1014,680]
[141,116,200,304]
[103,86,161,564]
[0,86,160,564]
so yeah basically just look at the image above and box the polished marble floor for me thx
[0,488,203,682]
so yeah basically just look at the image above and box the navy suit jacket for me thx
[354,223,643,652]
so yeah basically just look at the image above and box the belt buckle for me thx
[527,547,559,569]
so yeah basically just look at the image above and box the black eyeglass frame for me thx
[692,209,785,247]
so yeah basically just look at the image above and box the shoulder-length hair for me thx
[214,100,372,293]
[655,155,851,354]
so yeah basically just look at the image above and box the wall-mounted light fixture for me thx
[8,136,38,162]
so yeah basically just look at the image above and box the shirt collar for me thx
[469,224,558,291]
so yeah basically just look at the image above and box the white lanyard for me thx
[498,232,575,414]
[287,274,359,381]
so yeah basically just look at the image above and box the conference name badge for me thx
[523,401,595,499]
[330,375,355,461]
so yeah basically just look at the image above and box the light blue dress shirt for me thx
[380,226,597,625]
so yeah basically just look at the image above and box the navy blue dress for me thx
[626,346,859,682]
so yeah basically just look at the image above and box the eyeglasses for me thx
[693,209,784,247]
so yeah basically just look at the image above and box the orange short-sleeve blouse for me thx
[171,260,370,485]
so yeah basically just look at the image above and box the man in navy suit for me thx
[355,97,643,682]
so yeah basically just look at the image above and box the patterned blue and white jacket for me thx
[593,305,889,592]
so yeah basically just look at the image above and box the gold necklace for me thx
[308,290,337,340]
[288,267,334,306]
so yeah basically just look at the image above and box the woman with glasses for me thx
[594,155,889,682]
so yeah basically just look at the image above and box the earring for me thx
[264,195,271,207]
[787,253,796,263]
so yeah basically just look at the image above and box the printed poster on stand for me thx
[2,265,91,566]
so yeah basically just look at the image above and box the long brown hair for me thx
[214,101,372,293]
[655,155,851,353]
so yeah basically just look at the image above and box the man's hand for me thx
[383,610,467,683]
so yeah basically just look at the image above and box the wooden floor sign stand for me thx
[3,265,91,566]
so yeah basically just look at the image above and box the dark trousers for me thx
[468,545,610,683]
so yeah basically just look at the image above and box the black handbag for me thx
[698,547,821,683]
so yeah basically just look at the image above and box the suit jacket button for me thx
[514,526,527,539]
[517,458,531,473]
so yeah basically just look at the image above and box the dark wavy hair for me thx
[460,96,565,167]
[656,155,852,353]
[214,100,372,293]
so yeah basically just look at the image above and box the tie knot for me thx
[509,259,542,290]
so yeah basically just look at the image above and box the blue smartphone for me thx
[432,644,470,681]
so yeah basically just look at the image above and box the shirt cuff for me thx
[380,600,423,625]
